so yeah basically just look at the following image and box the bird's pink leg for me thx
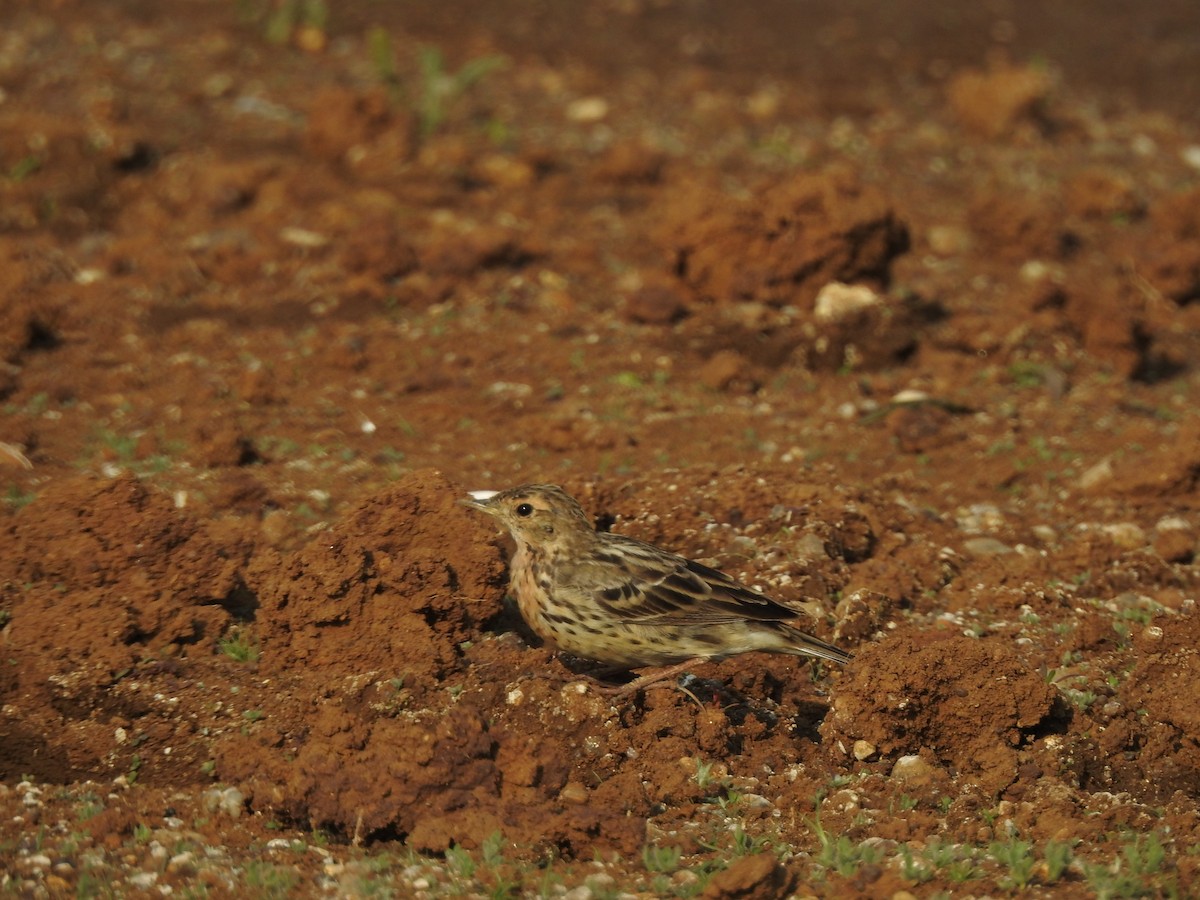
[598,657,709,696]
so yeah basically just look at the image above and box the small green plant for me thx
[1118,604,1155,626]
[1009,361,1046,388]
[1116,831,1166,878]
[368,26,402,101]
[76,794,104,821]
[985,437,1017,457]
[74,871,118,898]
[218,629,260,663]
[730,826,770,857]
[243,861,301,898]
[242,709,265,722]
[415,45,506,139]
[611,371,644,389]
[898,845,934,883]
[990,837,1035,889]
[1064,688,1099,711]
[1083,835,1168,899]
[481,831,506,869]
[914,838,981,884]
[946,857,981,883]
[715,788,744,812]
[132,823,153,843]
[264,0,327,45]
[1043,839,1074,883]
[367,30,506,139]
[809,815,882,878]
[92,427,139,462]
[445,843,476,880]
[4,486,36,509]
[6,155,43,181]
[642,843,682,874]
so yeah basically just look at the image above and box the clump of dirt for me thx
[946,59,1054,139]
[823,633,1058,795]
[1101,610,1200,801]
[660,167,910,310]
[1141,185,1200,305]
[1,474,247,679]
[246,470,506,684]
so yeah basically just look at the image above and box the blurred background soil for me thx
[2,0,1199,895]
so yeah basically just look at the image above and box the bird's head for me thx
[461,483,594,551]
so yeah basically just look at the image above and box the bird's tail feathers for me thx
[777,623,852,666]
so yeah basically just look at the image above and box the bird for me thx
[462,483,851,693]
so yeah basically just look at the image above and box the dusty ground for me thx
[3,0,1200,896]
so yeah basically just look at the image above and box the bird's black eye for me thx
[516,503,534,517]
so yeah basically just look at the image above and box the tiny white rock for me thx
[1078,458,1114,490]
[566,96,609,122]
[814,282,883,323]
[1155,515,1191,533]
[892,388,930,405]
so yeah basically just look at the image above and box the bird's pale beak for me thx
[459,489,500,514]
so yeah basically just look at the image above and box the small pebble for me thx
[1102,522,1146,550]
[891,755,936,786]
[559,781,588,805]
[963,537,1013,556]
[566,97,608,122]
[167,851,196,875]
[1078,458,1113,490]
[1031,524,1057,544]
[853,740,878,761]
[814,281,882,322]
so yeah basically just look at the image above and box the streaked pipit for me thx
[463,483,850,692]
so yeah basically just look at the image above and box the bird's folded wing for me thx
[562,536,804,626]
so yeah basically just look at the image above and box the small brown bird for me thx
[463,483,850,691]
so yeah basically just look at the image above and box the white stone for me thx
[1078,458,1113,490]
[566,97,609,122]
[814,282,882,322]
